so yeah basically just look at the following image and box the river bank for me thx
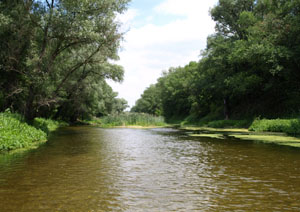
[0,111,68,153]
[2,110,300,153]
[85,113,300,148]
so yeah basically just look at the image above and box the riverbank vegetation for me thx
[96,113,165,128]
[0,111,46,151]
[33,118,68,135]
[0,111,67,152]
[0,0,129,122]
[0,0,132,152]
[249,119,300,135]
[132,0,300,136]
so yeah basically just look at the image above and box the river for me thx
[0,126,300,211]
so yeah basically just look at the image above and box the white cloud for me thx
[146,16,153,22]
[116,8,139,32]
[117,8,139,23]
[109,0,218,108]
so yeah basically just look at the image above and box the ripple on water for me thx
[0,127,300,211]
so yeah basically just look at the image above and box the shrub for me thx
[249,118,300,135]
[0,111,47,151]
[33,118,68,135]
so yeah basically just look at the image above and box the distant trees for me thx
[131,84,162,116]
[132,0,300,122]
[0,0,129,121]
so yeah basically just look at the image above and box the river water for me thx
[0,127,300,211]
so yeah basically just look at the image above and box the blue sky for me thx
[109,0,219,108]
[127,0,185,27]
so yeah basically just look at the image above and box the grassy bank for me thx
[96,113,166,128]
[249,118,300,135]
[0,111,68,152]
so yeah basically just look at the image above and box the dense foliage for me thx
[33,117,68,135]
[249,118,300,135]
[0,111,69,151]
[0,0,129,122]
[132,0,300,123]
[0,111,46,151]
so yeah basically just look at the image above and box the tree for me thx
[131,84,162,116]
[0,0,130,121]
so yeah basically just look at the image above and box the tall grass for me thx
[249,118,300,135]
[0,111,47,151]
[100,113,165,127]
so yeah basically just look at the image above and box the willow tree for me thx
[0,0,129,120]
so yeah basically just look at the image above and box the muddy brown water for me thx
[0,126,300,211]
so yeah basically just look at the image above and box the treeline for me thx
[132,0,300,123]
[0,0,129,122]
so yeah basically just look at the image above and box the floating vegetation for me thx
[183,126,300,148]
[189,133,225,139]
[229,134,300,148]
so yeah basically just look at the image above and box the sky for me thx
[109,0,219,108]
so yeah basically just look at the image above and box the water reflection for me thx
[0,127,300,211]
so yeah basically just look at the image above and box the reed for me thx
[100,112,165,127]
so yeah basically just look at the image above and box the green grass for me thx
[99,112,166,127]
[33,117,68,135]
[0,112,47,151]
[249,118,300,135]
[0,111,69,152]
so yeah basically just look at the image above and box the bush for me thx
[100,112,165,127]
[249,118,300,135]
[0,111,47,151]
[33,118,68,135]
